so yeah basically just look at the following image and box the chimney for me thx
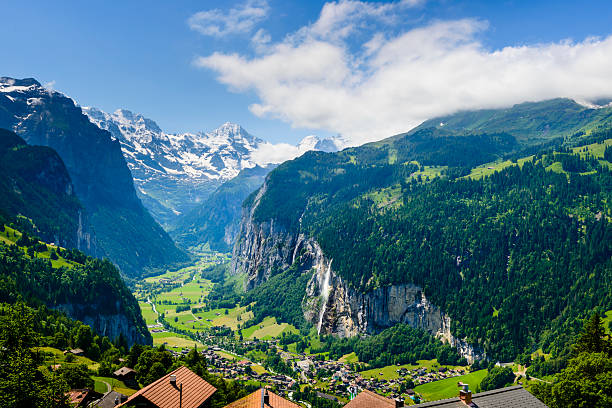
[170,374,177,385]
[395,398,404,407]
[458,384,472,405]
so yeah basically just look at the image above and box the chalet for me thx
[114,366,137,382]
[413,385,548,407]
[66,348,85,356]
[67,388,103,407]
[117,366,216,408]
[223,388,300,408]
[344,389,403,408]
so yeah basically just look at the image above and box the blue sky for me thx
[3,0,612,145]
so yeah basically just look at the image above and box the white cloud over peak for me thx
[188,0,269,37]
[195,0,612,146]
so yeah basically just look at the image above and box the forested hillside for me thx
[235,102,612,362]
[0,225,151,346]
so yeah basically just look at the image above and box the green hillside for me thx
[243,103,612,361]
[408,98,612,144]
[0,225,151,346]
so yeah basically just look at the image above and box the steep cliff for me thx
[0,128,94,251]
[57,302,150,347]
[232,177,482,360]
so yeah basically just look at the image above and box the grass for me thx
[603,310,612,334]
[360,359,466,380]
[139,301,158,326]
[339,352,359,364]
[251,364,268,375]
[37,346,100,371]
[92,376,137,396]
[241,316,298,340]
[151,331,204,349]
[409,165,448,181]
[414,369,488,402]
[0,225,77,269]
[365,185,402,209]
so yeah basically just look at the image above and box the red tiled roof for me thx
[223,388,300,408]
[344,390,397,408]
[118,365,216,408]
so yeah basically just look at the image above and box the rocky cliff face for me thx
[304,261,484,362]
[58,302,151,346]
[232,180,483,361]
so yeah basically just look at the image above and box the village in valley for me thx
[123,252,489,406]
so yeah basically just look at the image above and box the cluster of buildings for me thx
[70,364,547,408]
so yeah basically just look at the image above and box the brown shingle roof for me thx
[113,366,136,376]
[118,365,216,408]
[223,388,300,408]
[344,390,397,408]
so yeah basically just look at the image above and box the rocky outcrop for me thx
[304,264,484,362]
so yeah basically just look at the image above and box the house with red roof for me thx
[118,366,216,408]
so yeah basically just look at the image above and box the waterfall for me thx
[317,260,332,335]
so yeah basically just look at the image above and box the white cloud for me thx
[250,141,301,165]
[188,0,269,37]
[195,0,612,146]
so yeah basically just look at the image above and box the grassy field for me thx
[0,225,77,269]
[603,310,612,334]
[37,346,100,371]
[151,331,204,350]
[92,376,137,396]
[339,352,359,363]
[240,316,298,340]
[409,165,448,181]
[360,359,466,380]
[414,369,488,402]
[251,364,268,375]
[139,301,158,326]
[466,156,534,180]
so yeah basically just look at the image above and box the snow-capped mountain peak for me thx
[84,106,342,225]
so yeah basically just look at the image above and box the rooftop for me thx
[118,365,216,408]
[414,386,548,407]
[223,388,300,408]
[344,389,398,408]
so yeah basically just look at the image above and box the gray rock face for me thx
[58,303,151,346]
[232,179,484,361]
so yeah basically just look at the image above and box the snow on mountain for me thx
[84,107,342,227]
[84,107,262,181]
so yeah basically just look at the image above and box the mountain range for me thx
[0,77,186,277]
[84,107,343,228]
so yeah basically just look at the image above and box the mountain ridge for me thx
[0,77,187,277]
[84,106,344,229]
